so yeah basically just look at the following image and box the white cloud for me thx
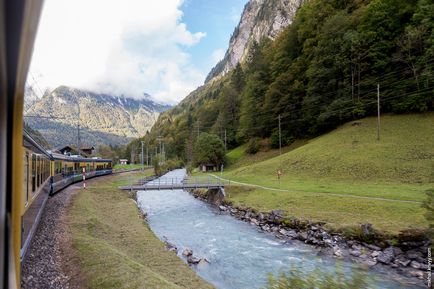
[29,0,206,104]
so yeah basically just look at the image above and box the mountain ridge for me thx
[25,85,171,148]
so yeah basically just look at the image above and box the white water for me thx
[137,169,422,289]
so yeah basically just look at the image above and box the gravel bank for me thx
[21,184,82,289]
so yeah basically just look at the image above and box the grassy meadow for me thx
[219,113,434,234]
[67,170,213,289]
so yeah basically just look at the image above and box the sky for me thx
[28,0,247,105]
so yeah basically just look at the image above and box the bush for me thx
[246,137,260,154]
[270,131,294,149]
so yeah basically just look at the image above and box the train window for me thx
[32,154,36,192]
[24,152,29,204]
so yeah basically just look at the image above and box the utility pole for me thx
[146,145,149,166]
[377,83,380,141]
[278,114,282,189]
[278,114,282,167]
[77,124,81,155]
[141,141,144,171]
[224,129,227,151]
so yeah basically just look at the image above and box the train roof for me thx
[23,129,112,163]
[23,129,51,158]
[50,152,112,163]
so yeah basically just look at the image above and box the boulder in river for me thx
[182,248,193,257]
[219,205,227,211]
[187,256,201,264]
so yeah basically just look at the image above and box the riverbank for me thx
[190,187,431,287]
[67,170,214,288]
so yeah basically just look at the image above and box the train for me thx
[21,130,113,261]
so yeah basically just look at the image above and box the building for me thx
[56,145,95,157]
[119,159,128,165]
[201,164,219,172]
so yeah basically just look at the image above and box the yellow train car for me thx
[21,131,52,261]
[20,132,113,266]
[50,153,112,194]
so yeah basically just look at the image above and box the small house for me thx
[201,164,219,172]
[119,159,128,165]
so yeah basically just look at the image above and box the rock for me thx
[279,229,288,235]
[311,225,318,231]
[261,224,270,231]
[362,259,377,267]
[271,210,284,217]
[250,218,259,226]
[286,230,298,239]
[350,249,361,257]
[377,247,395,264]
[324,239,333,247]
[258,213,264,221]
[392,247,403,256]
[409,270,424,279]
[198,258,210,266]
[187,256,201,264]
[410,261,421,269]
[398,259,411,267]
[371,251,381,258]
[219,205,227,211]
[406,250,422,260]
[182,248,193,257]
[230,208,238,214]
[333,247,343,258]
[298,232,308,241]
[364,243,382,251]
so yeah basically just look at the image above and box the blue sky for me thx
[181,0,247,74]
[29,0,247,104]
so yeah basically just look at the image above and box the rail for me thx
[119,175,231,191]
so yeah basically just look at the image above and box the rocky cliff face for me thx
[24,86,171,148]
[205,0,303,83]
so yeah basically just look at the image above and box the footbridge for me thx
[119,176,230,191]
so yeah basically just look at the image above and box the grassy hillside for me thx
[221,113,434,234]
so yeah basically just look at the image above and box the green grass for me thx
[68,170,213,289]
[113,164,149,171]
[221,113,434,234]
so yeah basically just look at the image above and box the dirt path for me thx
[21,173,123,289]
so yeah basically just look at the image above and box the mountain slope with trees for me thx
[132,0,434,164]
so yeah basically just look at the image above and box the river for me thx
[136,169,423,289]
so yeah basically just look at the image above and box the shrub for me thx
[246,137,260,154]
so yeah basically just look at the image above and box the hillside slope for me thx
[225,113,434,201]
[221,114,434,233]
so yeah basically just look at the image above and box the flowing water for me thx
[136,169,423,289]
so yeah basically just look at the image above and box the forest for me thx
[124,0,434,164]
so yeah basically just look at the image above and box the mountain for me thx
[141,0,434,163]
[24,85,171,148]
[205,0,303,83]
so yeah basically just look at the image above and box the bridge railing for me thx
[135,175,230,188]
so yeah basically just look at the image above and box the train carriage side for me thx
[51,154,112,194]
[21,131,52,261]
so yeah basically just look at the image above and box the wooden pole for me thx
[377,84,380,141]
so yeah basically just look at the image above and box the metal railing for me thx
[120,175,230,191]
